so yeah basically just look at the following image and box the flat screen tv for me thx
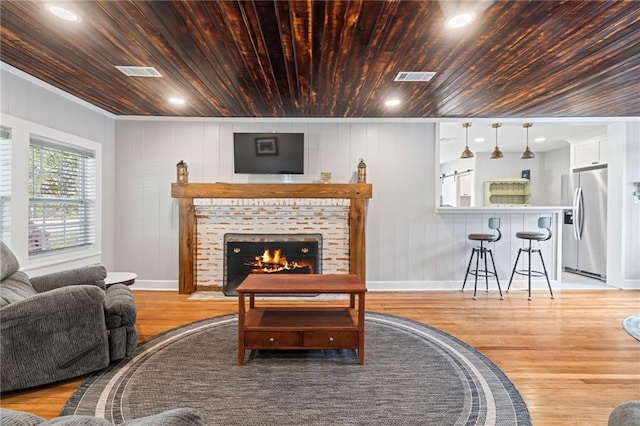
[233,132,304,174]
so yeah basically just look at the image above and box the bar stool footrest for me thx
[513,269,547,278]
[467,270,498,278]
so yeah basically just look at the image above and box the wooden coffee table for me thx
[237,274,367,365]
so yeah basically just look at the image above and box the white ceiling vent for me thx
[115,66,162,77]
[394,71,436,82]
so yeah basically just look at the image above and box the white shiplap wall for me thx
[0,65,116,274]
[113,119,567,291]
[114,119,444,288]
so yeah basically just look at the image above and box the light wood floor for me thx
[1,289,639,425]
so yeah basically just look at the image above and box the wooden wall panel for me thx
[318,123,339,180]
[493,213,512,281]
[0,70,113,145]
[3,1,640,118]
[393,123,410,281]
[406,124,428,281]
[141,122,162,279]
[436,214,454,282]
[115,121,140,275]
[362,123,381,280]
[336,123,354,183]
[202,122,221,183]
[624,123,640,281]
[451,214,467,282]
[374,124,398,281]
[306,123,322,180]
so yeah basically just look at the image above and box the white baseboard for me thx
[365,280,562,292]
[130,278,637,292]
[621,280,640,290]
[130,280,178,291]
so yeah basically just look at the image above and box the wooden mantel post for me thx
[349,197,367,282]
[171,183,373,294]
[177,197,195,294]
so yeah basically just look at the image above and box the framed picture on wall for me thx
[255,137,278,155]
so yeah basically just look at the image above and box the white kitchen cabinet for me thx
[572,140,607,170]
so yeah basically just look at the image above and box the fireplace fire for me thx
[246,248,315,274]
[224,233,322,296]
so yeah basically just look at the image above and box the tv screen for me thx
[233,133,304,174]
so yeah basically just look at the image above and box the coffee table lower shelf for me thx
[239,307,363,364]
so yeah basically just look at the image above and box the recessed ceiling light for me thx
[169,97,186,105]
[534,137,546,142]
[385,99,401,107]
[45,4,81,22]
[446,12,475,29]
[474,137,485,143]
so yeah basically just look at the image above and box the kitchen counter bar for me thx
[435,206,571,288]
[436,206,571,213]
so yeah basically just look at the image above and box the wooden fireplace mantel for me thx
[171,183,373,294]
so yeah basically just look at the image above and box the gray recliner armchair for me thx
[0,241,138,392]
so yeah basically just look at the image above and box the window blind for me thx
[0,126,11,245]
[29,135,96,255]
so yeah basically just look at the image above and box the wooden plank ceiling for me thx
[1,0,639,118]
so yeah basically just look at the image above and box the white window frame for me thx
[0,114,102,273]
[28,135,96,256]
[0,126,12,246]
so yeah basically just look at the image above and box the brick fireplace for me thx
[171,183,372,294]
[195,198,351,294]
[222,233,323,295]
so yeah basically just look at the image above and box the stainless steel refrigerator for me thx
[561,167,607,280]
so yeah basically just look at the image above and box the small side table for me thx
[105,272,138,287]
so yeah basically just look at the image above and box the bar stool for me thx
[462,217,503,299]
[507,216,554,300]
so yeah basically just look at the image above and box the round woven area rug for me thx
[622,315,640,341]
[63,312,530,425]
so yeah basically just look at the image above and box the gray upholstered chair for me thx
[0,408,205,425]
[0,241,138,392]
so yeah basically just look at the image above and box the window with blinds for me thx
[29,135,96,255]
[0,126,11,245]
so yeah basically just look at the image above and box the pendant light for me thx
[520,122,535,159]
[459,122,474,158]
[489,123,503,159]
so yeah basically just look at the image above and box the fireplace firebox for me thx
[223,233,322,296]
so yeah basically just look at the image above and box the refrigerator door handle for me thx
[572,187,581,240]
[577,187,585,240]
